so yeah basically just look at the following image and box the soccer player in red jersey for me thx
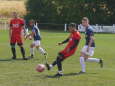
[46,23,81,77]
[9,12,27,60]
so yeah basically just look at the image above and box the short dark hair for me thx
[30,19,35,23]
[68,23,78,30]
[68,23,76,28]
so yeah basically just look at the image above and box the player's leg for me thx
[79,52,86,73]
[30,42,36,58]
[17,37,27,60]
[79,46,89,73]
[10,43,16,59]
[54,56,64,76]
[85,48,103,68]
[79,46,103,73]
[46,53,64,76]
[35,40,47,55]
[46,56,63,70]
[38,46,47,55]
[46,53,64,70]
[79,52,103,73]
[18,43,27,60]
[48,46,73,69]
[54,49,76,76]
[86,57,103,68]
[10,36,17,59]
[46,59,57,70]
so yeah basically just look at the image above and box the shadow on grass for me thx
[46,73,78,78]
[0,58,29,61]
[0,58,12,61]
[45,72,98,78]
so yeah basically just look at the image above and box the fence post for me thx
[113,24,115,33]
[64,24,67,32]
[4,21,7,30]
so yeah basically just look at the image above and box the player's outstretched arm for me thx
[58,38,69,46]
[25,32,34,40]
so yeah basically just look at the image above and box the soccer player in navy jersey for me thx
[79,17,103,74]
[46,23,81,77]
[25,20,47,58]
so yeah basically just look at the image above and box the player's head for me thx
[12,12,18,18]
[68,23,77,32]
[82,17,89,27]
[29,19,35,26]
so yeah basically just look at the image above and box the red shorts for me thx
[10,36,23,44]
[59,47,77,59]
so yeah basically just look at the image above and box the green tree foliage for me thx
[25,0,57,23]
[25,0,115,24]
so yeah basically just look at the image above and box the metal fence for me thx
[78,24,115,33]
[0,21,9,30]
[0,21,115,33]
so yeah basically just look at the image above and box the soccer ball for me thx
[36,64,46,72]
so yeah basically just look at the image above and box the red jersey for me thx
[10,18,24,37]
[60,31,81,59]
[66,31,81,49]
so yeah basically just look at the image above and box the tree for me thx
[25,0,57,23]
[25,0,115,24]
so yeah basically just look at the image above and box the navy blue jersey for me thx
[32,25,41,41]
[85,26,95,47]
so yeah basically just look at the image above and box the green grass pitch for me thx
[0,29,115,86]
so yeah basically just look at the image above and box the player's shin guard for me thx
[11,47,16,58]
[51,56,64,70]
[20,47,25,58]
[80,57,86,72]
[56,57,63,72]
[86,58,100,63]
[38,47,46,55]
[57,62,62,72]
[52,61,57,66]
[52,56,62,66]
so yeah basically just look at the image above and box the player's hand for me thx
[86,47,89,52]
[28,36,32,40]
[86,47,90,55]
